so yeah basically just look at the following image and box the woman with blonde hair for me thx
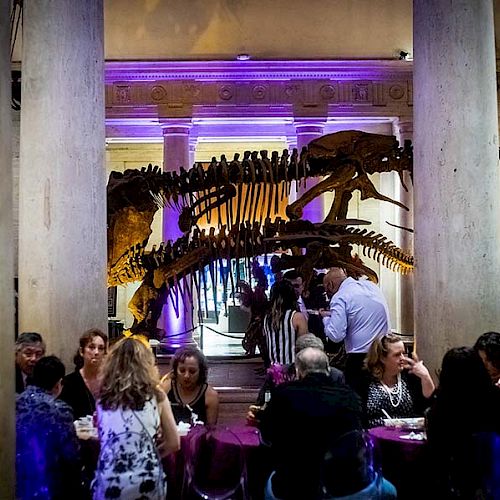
[92,337,179,500]
[364,333,435,428]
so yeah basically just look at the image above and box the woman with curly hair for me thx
[263,280,308,366]
[59,328,108,419]
[92,337,179,500]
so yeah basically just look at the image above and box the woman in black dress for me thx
[161,346,219,426]
[59,328,108,419]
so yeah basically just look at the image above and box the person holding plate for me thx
[364,333,435,428]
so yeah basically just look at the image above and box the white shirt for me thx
[323,277,390,353]
[297,296,309,320]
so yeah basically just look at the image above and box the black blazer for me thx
[259,372,363,500]
[15,364,25,394]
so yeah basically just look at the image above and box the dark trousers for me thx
[344,352,370,401]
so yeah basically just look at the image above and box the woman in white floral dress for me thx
[92,337,179,500]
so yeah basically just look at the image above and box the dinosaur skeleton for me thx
[106,130,414,337]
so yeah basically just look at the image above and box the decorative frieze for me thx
[104,60,413,138]
[107,78,412,109]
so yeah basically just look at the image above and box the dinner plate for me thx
[383,417,425,430]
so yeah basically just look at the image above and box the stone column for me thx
[18,0,107,367]
[294,121,325,222]
[160,120,194,349]
[413,0,500,376]
[394,118,414,335]
[161,120,191,242]
[0,1,15,496]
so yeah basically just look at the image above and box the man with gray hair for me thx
[259,347,364,499]
[15,332,46,393]
[254,334,345,406]
[294,346,330,377]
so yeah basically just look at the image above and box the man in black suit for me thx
[15,332,45,393]
[259,347,363,499]
[254,334,345,406]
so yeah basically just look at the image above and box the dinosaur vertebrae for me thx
[107,131,412,217]
[107,218,414,288]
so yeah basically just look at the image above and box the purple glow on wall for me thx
[105,59,411,83]
[161,300,192,350]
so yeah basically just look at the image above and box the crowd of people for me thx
[251,268,500,499]
[14,331,219,499]
[12,267,500,499]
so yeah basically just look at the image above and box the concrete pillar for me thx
[0,1,15,496]
[160,120,194,349]
[379,169,400,331]
[161,121,191,242]
[294,121,325,222]
[18,0,107,367]
[394,118,414,335]
[413,0,500,376]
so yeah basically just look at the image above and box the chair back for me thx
[447,431,500,499]
[16,434,51,499]
[320,429,381,498]
[92,430,165,500]
[184,425,249,500]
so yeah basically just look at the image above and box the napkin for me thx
[399,431,426,441]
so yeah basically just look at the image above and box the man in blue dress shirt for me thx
[320,267,390,397]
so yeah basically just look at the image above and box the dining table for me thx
[164,423,270,499]
[77,420,271,499]
[368,425,429,499]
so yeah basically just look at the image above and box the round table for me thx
[165,423,270,500]
[368,426,429,500]
[213,423,261,447]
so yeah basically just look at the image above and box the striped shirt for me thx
[264,310,297,365]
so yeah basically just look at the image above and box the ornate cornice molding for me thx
[105,59,413,83]
[104,59,413,139]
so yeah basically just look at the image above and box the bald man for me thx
[320,268,390,396]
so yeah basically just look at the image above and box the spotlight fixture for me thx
[236,53,250,61]
[399,51,409,61]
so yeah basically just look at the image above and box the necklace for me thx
[380,373,402,407]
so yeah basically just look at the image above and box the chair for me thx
[92,430,166,500]
[445,431,500,499]
[320,430,396,500]
[183,426,249,500]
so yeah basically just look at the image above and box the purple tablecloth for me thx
[213,424,262,447]
[368,426,429,500]
[165,423,270,500]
